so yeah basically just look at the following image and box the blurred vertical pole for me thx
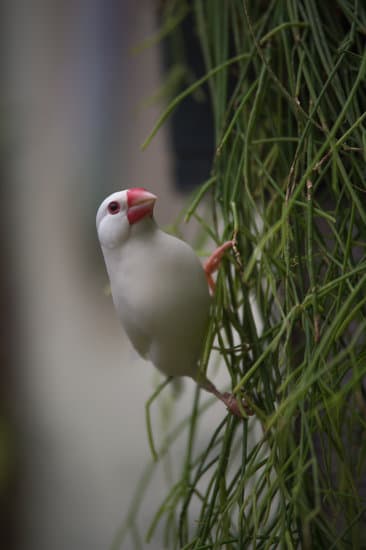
[1,3,18,548]
[0,191,17,550]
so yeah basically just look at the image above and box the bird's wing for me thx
[112,229,210,376]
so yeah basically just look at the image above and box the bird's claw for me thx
[222,392,254,418]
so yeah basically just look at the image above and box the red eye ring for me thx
[108,201,121,215]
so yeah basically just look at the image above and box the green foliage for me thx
[118,1,366,548]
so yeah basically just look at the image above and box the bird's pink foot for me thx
[200,379,253,418]
[204,240,234,294]
[220,392,253,418]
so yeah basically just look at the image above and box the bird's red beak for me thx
[126,188,157,225]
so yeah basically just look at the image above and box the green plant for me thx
[115,1,366,548]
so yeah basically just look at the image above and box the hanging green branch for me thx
[118,1,366,548]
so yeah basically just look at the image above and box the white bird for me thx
[96,187,250,417]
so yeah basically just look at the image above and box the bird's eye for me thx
[108,201,121,215]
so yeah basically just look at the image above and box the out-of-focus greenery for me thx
[116,1,366,548]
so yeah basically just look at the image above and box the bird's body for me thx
[104,216,210,379]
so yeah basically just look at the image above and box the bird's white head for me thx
[96,188,157,249]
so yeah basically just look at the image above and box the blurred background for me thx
[2,1,221,548]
